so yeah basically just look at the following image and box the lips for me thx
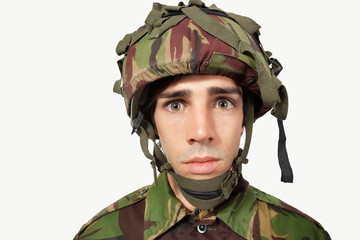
[184,157,219,175]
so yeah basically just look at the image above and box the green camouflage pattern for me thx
[114,1,286,120]
[74,173,331,240]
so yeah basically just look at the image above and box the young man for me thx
[74,1,330,239]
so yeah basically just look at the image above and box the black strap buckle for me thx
[270,58,283,76]
[131,111,144,134]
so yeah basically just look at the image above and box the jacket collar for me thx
[143,173,259,239]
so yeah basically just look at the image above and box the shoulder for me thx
[250,186,331,240]
[73,185,150,240]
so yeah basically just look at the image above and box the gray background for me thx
[1,0,358,239]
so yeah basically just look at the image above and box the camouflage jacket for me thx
[74,173,330,240]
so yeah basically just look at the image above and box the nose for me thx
[185,107,215,145]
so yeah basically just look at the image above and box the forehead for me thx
[160,74,239,93]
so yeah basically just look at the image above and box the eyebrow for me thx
[158,86,242,99]
[208,87,242,97]
[158,89,191,99]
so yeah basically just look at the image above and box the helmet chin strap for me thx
[132,92,255,210]
[165,152,242,210]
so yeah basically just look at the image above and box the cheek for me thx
[156,109,185,142]
[157,120,180,143]
[216,111,243,132]
[216,115,243,150]
[156,120,182,160]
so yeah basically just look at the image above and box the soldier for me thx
[74,0,331,239]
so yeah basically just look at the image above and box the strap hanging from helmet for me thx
[133,117,159,184]
[277,119,293,182]
[269,60,293,183]
[237,89,254,165]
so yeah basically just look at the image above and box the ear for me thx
[240,126,245,136]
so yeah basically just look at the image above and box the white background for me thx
[1,0,359,239]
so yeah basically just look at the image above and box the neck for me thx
[167,173,196,212]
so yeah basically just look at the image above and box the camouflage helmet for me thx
[114,0,293,210]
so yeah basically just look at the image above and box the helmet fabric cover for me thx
[113,0,291,210]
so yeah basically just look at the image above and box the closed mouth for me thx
[183,157,219,175]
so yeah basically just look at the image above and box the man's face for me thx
[154,74,244,180]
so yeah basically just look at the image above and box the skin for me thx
[154,74,245,211]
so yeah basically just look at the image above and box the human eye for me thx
[215,98,234,110]
[165,101,184,112]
